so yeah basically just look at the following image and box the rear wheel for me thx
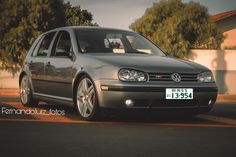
[75,76,98,120]
[20,75,38,107]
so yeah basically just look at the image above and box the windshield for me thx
[75,29,165,56]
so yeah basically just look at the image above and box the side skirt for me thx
[33,92,74,107]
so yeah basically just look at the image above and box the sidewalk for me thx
[0,88,236,103]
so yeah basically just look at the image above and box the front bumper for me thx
[95,79,218,111]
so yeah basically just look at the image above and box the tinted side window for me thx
[53,31,72,57]
[36,32,55,56]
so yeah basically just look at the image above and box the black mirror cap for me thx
[165,52,173,57]
[165,52,179,58]
[68,51,76,61]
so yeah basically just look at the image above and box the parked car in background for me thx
[19,26,218,120]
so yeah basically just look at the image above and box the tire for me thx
[20,75,38,107]
[75,75,99,120]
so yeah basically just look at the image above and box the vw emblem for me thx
[171,73,181,82]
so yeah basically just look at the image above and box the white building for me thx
[190,10,236,94]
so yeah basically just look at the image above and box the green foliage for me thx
[129,0,224,58]
[0,0,96,72]
[223,46,236,50]
[64,2,98,26]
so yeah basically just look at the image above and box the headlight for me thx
[118,69,147,82]
[197,71,214,82]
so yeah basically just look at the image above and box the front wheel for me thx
[20,75,38,107]
[75,76,99,120]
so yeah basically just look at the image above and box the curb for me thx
[0,89,19,97]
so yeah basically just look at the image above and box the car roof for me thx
[44,26,134,34]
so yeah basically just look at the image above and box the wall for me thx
[221,28,236,48]
[0,69,19,89]
[189,50,236,94]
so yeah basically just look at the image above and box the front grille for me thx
[148,72,198,82]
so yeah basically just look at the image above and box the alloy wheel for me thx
[20,76,30,104]
[77,77,96,118]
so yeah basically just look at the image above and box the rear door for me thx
[29,32,56,94]
[43,30,76,100]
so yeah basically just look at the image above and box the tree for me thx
[0,0,96,74]
[64,2,98,26]
[0,0,65,74]
[129,0,224,58]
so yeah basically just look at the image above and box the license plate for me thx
[166,88,193,99]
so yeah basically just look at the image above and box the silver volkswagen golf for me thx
[19,26,218,120]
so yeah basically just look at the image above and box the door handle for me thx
[46,61,51,67]
[27,60,33,66]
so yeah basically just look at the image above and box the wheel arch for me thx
[19,71,27,87]
[72,71,90,105]
[72,71,100,107]
[19,71,35,93]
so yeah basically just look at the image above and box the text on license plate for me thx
[166,88,193,99]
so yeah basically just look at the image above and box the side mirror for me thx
[68,51,73,58]
[165,52,173,57]
[68,49,75,61]
[165,52,177,58]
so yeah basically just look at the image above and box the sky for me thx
[68,0,236,30]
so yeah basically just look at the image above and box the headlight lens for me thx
[197,71,214,82]
[118,69,147,82]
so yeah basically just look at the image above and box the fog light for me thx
[125,99,134,107]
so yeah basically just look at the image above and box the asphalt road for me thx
[0,97,236,157]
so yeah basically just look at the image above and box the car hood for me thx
[87,53,208,73]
